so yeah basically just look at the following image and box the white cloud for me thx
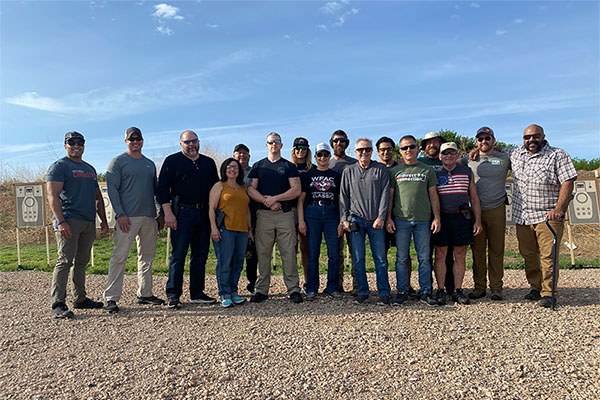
[316,24,328,32]
[320,1,343,14]
[206,23,219,29]
[496,29,507,36]
[333,7,359,27]
[5,92,67,113]
[156,26,173,36]
[283,34,291,40]
[514,18,524,24]
[319,1,358,28]
[470,2,480,8]
[152,3,184,20]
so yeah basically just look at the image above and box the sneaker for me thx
[377,295,391,306]
[190,292,216,304]
[393,292,409,306]
[289,292,303,304]
[52,302,74,319]
[490,291,503,301]
[524,290,541,301]
[452,289,471,305]
[419,293,438,307]
[353,294,369,304]
[73,298,103,309]
[137,295,165,305]
[468,288,486,299]
[168,297,181,309]
[408,287,420,301]
[305,292,317,301]
[104,300,119,313]
[434,289,447,306]
[539,296,554,308]
[220,297,234,308]
[250,292,269,303]
[231,293,246,305]
[328,291,343,300]
[301,286,308,296]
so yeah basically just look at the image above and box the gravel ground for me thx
[0,270,599,400]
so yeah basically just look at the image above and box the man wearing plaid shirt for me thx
[510,124,577,308]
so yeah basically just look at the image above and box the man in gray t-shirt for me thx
[103,127,164,313]
[46,131,108,318]
[467,127,510,301]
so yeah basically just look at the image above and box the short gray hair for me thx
[354,137,372,150]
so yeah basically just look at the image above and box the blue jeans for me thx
[213,229,248,298]
[305,204,340,293]
[166,207,210,299]
[349,216,390,296]
[394,218,432,294]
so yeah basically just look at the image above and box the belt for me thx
[443,209,465,215]
[180,202,206,209]
[309,200,335,206]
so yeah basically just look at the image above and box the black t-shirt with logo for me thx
[301,168,341,204]
[248,157,299,210]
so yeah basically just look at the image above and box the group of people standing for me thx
[46,124,577,318]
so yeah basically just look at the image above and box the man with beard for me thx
[510,124,576,308]
[157,130,219,309]
[467,127,510,301]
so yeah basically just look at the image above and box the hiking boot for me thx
[250,292,269,303]
[377,295,391,306]
[490,291,503,301]
[190,292,216,304]
[220,297,234,308]
[104,300,119,313]
[524,290,541,301]
[167,297,181,309]
[452,289,471,305]
[393,292,409,306]
[538,296,554,308]
[52,302,74,319]
[353,294,369,304]
[289,292,303,304]
[73,298,103,309]
[137,295,165,305]
[468,288,486,299]
[328,291,343,300]
[419,293,438,307]
[408,287,420,300]
[434,289,447,306]
[305,292,317,301]
[231,293,246,305]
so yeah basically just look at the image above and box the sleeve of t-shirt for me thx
[555,149,578,184]
[288,162,300,178]
[248,161,259,180]
[46,160,66,183]
[427,167,437,188]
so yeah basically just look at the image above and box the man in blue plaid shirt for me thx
[510,124,577,308]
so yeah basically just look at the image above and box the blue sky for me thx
[1,0,598,173]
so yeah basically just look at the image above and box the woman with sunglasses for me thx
[290,137,312,291]
[209,158,252,308]
[297,143,343,300]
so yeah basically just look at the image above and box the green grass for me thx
[1,237,597,274]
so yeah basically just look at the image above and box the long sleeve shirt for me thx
[339,161,390,222]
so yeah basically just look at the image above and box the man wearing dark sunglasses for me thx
[466,127,511,301]
[157,130,219,309]
[46,131,109,318]
[103,127,165,313]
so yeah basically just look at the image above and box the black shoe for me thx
[104,300,119,313]
[434,289,447,306]
[168,297,182,309]
[490,292,503,301]
[524,290,541,301]
[250,292,269,303]
[353,294,369,304]
[452,289,471,305]
[289,292,303,304]
[137,295,165,305]
[393,292,409,306]
[52,302,74,319]
[190,292,216,304]
[73,298,103,309]
[539,296,554,308]
[468,288,486,299]
[377,295,391,306]
[407,287,420,300]
[246,283,255,294]
[419,293,438,307]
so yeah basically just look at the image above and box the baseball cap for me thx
[315,143,331,154]
[475,126,494,138]
[125,127,143,139]
[293,137,309,147]
[64,131,85,143]
[440,142,459,153]
[234,143,250,153]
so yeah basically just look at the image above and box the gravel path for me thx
[1,270,599,399]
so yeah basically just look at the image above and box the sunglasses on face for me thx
[66,139,85,146]
[267,139,282,145]
[378,147,394,153]
[332,138,349,144]
[128,136,143,142]
[477,136,492,142]
[294,146,308,151]
[441,150,457,156]
[356,147,373,154]
[399,144,417,151]
[181,139,199,145]
[316,152,330,158]
[523,133,543,140]
[226,165,239,170]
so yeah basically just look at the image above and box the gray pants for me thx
[51,218,96,305]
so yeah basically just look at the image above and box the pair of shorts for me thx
[432,212,474,247]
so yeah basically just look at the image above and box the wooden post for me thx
[166,228,171,266]
[91,245,94,267]
[16,228,21,268]
[566,223,575,268]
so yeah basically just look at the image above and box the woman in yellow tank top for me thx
[209,158,252,308]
